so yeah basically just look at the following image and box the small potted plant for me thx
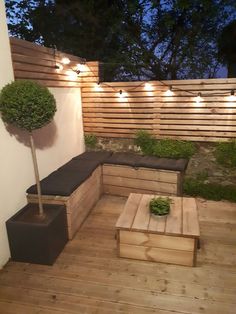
[149,196,172,217]
[0,80,68,265]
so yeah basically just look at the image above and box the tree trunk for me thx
[29,133,44,216]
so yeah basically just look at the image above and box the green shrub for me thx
[0,80,56,131]
[195,170,209,181]
[134,130,155,155]
[134,130,196,159]
[183,178,236,202]
[214,140,236,168]
[84,134,97,149]
[152,138,196,159]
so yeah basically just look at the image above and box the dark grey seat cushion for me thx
[57,158,101,173]
[104,152,143,167]
[27,158,101,196]
[27,169,91,196]
[73,151,112,162]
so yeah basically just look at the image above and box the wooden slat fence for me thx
[82,79,236,142]
[10,37,99,88]
[9,37,236,142]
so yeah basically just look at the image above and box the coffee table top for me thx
[116,193,200,238]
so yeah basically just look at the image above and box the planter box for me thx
[6,203,68,265]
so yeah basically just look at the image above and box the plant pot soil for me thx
[6,203,68,265]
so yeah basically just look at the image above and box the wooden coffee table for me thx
[116,193,200,266]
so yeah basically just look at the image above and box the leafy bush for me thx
[183,178,236,202]
[214,140,236,168]
[134,130,155,155]
[0,80,56,131]
[149,197,171,216]
[135,130,196,159]
[84,134,97,149]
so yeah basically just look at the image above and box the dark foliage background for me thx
[5,0,236,81]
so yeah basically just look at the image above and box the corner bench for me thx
[27,152,188,239]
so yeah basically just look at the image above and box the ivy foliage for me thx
[0,80,56,132]
[84,134,97,149]
[183,178,236,203]
[134,130,196,159]
[214,140,236,168]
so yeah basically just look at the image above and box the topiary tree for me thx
[0,80,56,216]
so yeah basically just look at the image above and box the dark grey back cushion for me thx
[104,152,188,172]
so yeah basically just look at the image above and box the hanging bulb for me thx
[61,57,71,65]
[76,63,86,72]
[144,82,153,91]
[94,81,102,91]
[228,90,236,101]
[195,92,202,103]
[118,89,125,99]
[66,70,78,80]
[165,86,174,96]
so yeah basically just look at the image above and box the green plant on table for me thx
[84,133,97,149]
[149,197,172,216]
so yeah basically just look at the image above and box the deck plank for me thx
[0,195,236,314]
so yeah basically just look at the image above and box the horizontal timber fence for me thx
[9,37,236,142]
[10,37,99,88]
[82,79,236,142]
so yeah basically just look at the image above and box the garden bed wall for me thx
[93,137,236,187]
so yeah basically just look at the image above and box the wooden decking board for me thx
[0,195,236,313]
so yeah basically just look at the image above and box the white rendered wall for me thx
[0,2,84,268]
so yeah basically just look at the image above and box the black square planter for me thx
[6,203,68,265]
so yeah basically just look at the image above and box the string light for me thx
[97,78,235,102]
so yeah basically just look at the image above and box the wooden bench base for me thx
[103,164,182,196]
[27,166,102,239]
[27,164,184,240]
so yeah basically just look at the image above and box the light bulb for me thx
[228,90,236,101]
[144,82,153,91]
[94,82,102,91]
[66,70,78,80]
[195,92,202,103]
[76,63,86,72]
[165,86,174,96]
[61,57,71,65]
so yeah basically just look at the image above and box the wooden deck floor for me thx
[0,195,236,314]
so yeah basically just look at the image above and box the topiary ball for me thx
[0,80,56,131]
